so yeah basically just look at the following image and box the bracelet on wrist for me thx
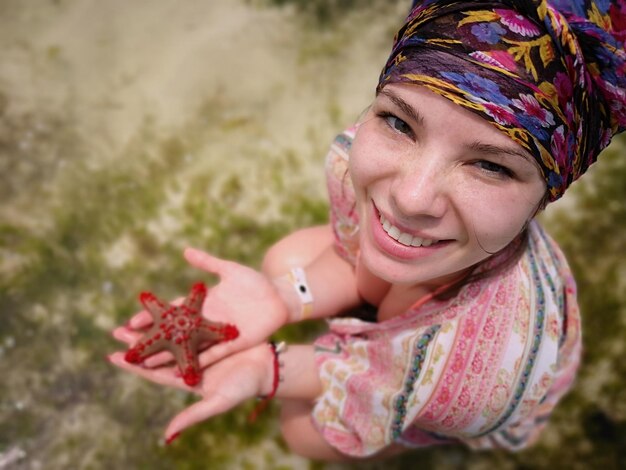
[249,341,286,422]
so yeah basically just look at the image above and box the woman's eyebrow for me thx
[468,141,536,165]
[378,89,425,126]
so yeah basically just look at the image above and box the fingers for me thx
[135,338,241,369]
[162,348,265,442]
[127,310,153,329]
[107,352,195,392]
[184,247,234,276]
[108,351,218,445]
[112,326,143,346]
[143,350,175,368]
[164,393,233,442]
[127,338,241,369]
[196,340,238,369]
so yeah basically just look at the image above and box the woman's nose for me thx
[389,155,449,219]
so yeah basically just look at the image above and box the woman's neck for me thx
[356,262,474,321]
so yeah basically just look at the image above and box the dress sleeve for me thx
[311,313,457,457]
[324,128,360,266]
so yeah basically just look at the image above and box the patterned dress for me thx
[311,129,582,457]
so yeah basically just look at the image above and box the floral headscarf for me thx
[379,0,626,201]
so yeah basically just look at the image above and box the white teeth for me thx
[398,233,413,245]
[379,213,438,247]
[388,226,401,240]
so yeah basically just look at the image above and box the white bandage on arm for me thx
[286,267,314,320]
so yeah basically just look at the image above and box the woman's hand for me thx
[112,247,290,370]
[107,343,274,443]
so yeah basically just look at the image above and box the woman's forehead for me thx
[376,84,521,145]
[374,83,544,175]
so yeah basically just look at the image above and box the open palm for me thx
[112,247,288,369]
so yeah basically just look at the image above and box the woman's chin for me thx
[359,242,477,288]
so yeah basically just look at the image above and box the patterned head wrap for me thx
[378,0,626,201]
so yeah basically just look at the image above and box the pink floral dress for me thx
[311,129,582,457]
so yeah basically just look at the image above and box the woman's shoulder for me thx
[325,126,356,179]
[527,220,572,271]
[325,126,360,266]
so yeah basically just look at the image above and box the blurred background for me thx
[0,1,624,469]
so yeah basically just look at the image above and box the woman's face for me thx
[350,83,547,286]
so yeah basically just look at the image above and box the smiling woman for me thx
[351,84,547,287]
[109,0,626,463]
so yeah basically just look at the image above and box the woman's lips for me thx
[370,203,451,260]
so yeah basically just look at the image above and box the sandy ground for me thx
[0,0,396,153]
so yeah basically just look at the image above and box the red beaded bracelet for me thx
[249,341,285,422]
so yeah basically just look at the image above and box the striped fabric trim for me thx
[391,325,441,440]
[477,240,546,436]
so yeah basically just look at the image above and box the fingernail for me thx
[165,431,181,445]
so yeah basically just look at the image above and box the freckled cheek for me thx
[349,135,397,189]
[348,147,382,195]
[460,192,532,250]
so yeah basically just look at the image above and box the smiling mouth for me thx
[379,212,440,248]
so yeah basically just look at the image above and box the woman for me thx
[110,0,626,461]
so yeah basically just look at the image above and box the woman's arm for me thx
[113,226,364,370]
[272,345,408,461]
[271,244,363,324]
[279,398,409,462]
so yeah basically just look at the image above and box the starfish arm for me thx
[197,322,239,343]
[139,291,169,320]
[124,325,168,363]
[183,282,207,314]
[173,338,202,387]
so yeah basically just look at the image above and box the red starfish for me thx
[124,282,239,386]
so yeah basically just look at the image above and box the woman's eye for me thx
[380,113,412,136]
[476,160,514,178]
